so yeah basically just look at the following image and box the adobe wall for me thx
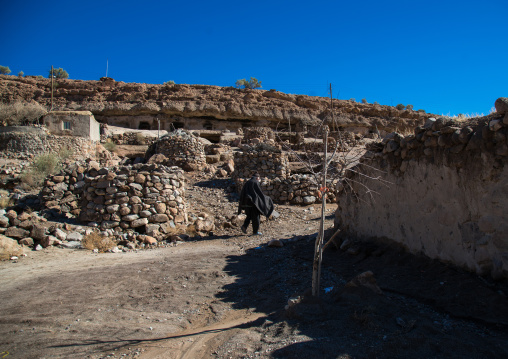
[335,112,508,279]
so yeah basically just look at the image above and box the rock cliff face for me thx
[336,109,508,279]
[0,75,432,134]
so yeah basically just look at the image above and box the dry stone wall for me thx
[0,129,97,160]
[41,162,186,235]
[146,130,206,171]
[336,107,508,279]
[233,149,337,205]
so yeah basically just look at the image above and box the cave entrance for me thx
[138,121,151,130]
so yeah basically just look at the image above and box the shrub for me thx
[103,141,117,151]
[349,98,356,102]
[0,190,12,209]
[18,71,24,77]
[48,67,69,79]
[0,101,47,126]
[20,148,74,189]
[82,232,116,252]
[164,80,175,85]
[235,77,262,89]
[373,101,379,105]
[361,98,368,104]
[396,104,405,110]
[136,132,146,145]
[0,65,11,75]
[406,104,413,111]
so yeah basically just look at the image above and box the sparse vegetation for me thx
[406,104,413,111]
[20,148,74,188]
[164,80,175,85]
[0,101,48,126]
[373,101,379,105]
[349,98,356,102]
[135,132,147,145]
[235,77,262,89]
[82,232,116,252]
[396,104,405,110]
[103,141,117,152]
[0,65,11,75]
[0,190,13,209]
[48,67,69,79]
[361,98,368,104]
[18,71,24,77]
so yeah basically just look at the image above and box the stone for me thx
[17,212,31,221]
[66,232,84,241]
[303,196,316,205]
[131,218,149,228]
[489,119,503,132]
[41,235,61,248]
[122,214,140,222]
[5,210,17,221]
[0,216,9,228]
[139,210,152,218]
[494,97,508,115]
[101,221,120,229]
[5,227,30,240]
[0,235,24,260]
[119,207,131,216]
[267,239,284,247]
[345,271,383,294]
[19,237,34,246]
[145,224,160,236]
[60,241,82,249]
[194,219,214,232]
[143,236,157,245]
[154,203,167,214]
[53,228,67,241]
[150,214,169,223]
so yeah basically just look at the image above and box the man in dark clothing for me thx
[238,173,274,235]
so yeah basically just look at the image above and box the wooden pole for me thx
[50,65,54,111]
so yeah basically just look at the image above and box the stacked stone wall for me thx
[41,163,186,235]
[233,150,337,205]
[336,109,508,279]
[146,130,206,171]
[243,127,275,142]
[0,131,96,159]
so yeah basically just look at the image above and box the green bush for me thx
[406,104,413,111]
[235,77,262,89]
[164,80,175,85]
[21,148,74,189]
[396,104,405,110]
[48,67,69,79]
[18,71,24,77]
[361,98,368,104]
[0,65,11,75]
[349,98,356,102]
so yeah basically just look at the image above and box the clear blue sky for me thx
[2,0,506,116]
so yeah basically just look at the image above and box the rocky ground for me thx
[0,171,507,359]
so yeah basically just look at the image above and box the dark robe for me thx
[238,177,274,218]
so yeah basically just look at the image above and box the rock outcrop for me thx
[0,75,433,135]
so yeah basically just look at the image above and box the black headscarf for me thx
[238,175,274,217]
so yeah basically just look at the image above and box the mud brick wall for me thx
[41,163,186,234]
[336,112,508,279]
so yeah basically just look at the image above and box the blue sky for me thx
[2,0,506,116]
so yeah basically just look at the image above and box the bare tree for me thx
[277,84,388,297]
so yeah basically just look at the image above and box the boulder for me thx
[5,227,30,240]
[495,97,508,115]
[0,235,24,260]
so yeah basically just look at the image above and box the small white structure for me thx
[44,111,100,141]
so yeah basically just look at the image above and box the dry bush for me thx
[103,141,117,152]
[82,232,116,252]
[0,101,47,125]
[20,148,74,189]
[0,190,12,209]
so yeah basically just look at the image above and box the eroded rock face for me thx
[0,75,433,134]
[336,112,508,279]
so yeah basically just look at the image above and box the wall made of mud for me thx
[336,115,508,279]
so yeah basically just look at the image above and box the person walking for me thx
[238,173,274,235]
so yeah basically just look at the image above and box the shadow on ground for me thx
[216,233,508,358]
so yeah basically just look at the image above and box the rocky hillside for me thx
[0,75,433,133]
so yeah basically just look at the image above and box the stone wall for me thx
[0,130,97,159]
[243,127,275,142]
[233,149,337,205]
[41,162,186,236]
[145,129,206,171]
[335,109,508,279]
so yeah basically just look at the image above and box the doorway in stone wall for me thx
[139,121,151,130]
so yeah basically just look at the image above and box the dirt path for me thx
[1,175,508,358]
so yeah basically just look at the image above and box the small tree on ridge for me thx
[235,77,262,89]
[48,67,69,79]
[0,66,11,75]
